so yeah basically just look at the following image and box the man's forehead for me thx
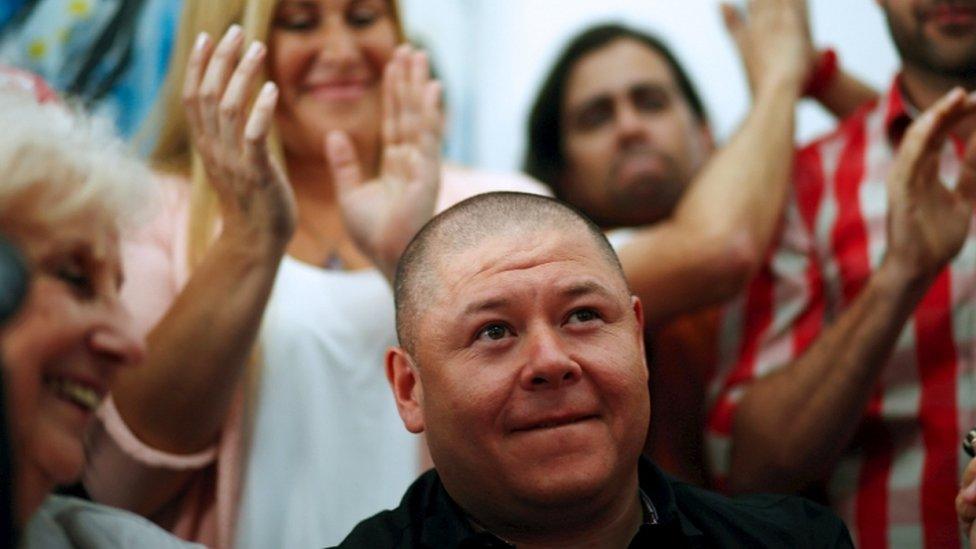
[565,38,678,106]
[431,226,624,303]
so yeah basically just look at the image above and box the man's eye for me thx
[476,323,513,342]
[567,308,600,324]
[632,86,670,113]
[575,103,613,131]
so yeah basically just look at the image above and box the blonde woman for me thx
[82,1,546,548]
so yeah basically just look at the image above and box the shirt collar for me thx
[460,489,659,548]
[635,455,704,539]
[884,75,915,146]
[424,457,700,547]
[881,74,971,157]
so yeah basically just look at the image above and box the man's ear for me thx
[631,295,648,367]
[386,347,425,434]
[632,294,646,332]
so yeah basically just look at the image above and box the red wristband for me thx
[803,48,838,98]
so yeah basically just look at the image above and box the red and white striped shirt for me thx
[706,78,976,548]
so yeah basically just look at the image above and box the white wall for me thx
[401,0,900,172]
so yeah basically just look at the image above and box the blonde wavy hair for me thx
[143,0,404,267]
[0,90,151,243]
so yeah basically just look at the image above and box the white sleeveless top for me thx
[235,258,413,547]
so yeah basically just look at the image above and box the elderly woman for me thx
[82,1,547,548]
[0,91,201,547]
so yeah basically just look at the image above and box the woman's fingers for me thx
[403,50,428,144]
[326,130,365,198]
[383,44,434,148]
[198,25,244,139]
[182,32,214,140]
[392,46,412,145]
[421,80,444,156]
[243,81,278,174]
[220,40,267,151]
[387,46,441,152]
[376,44,443,190]
[382,46,411,146]
[382,55,399,145]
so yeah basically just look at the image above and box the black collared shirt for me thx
[333,458,853,548]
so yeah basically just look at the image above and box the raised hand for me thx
[957,456,976,546]
[721,0,812,95]
[884,88,976,280]
[328,45,443,280]
[182,26,297,246]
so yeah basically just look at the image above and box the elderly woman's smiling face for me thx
[2,218,143,506]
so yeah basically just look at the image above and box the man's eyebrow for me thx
[573,92,611,111]
[630,80,672,93]
[558,280,616,300]
[462,297,511,316]
[458,281,615,316]
[569,79,670,111]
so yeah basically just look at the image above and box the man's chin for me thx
[513,477,607,509]
[604,177,684,226]
[506,454,619,506]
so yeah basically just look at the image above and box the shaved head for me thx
[394,192,625,353]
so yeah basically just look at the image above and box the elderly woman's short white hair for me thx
[0,90,152,238]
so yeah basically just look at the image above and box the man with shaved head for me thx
[335,191,852,548]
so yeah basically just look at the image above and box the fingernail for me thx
[194,32,209,51]
[245,41,264,60]
[260,81,277,98]
[226,24,243,40]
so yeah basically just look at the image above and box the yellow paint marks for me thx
[27,39,46,60]
[68,0,91,17]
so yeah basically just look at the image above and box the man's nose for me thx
[88,304,145,370]
[519,326,582,391]
[615,101,649,144]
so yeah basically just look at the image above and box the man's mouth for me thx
[45,376,103,412]
[513,414,599,432]
[612,149,673,185]
[926,3,976,27]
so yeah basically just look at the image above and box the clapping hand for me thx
[327,45,444,281]
[884,88,976,281]
[721,0,812,96]
[182,26,297,247]
[958,455,976,546]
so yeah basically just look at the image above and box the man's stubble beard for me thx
[604,148,688,227]
[887,1,976,82]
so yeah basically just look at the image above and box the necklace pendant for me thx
[322,250,344,271]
